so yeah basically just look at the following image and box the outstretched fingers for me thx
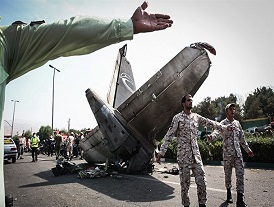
[155,13,172,20]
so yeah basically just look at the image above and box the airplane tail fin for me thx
[107,44,136,109]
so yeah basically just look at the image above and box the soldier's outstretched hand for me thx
[131,1,173,34]
[248,150,254,157]
[156,153,162,164]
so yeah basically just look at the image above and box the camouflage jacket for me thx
[211,118,251,160]
[159,111,227,165]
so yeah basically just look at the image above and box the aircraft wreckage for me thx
[80,43,216,174]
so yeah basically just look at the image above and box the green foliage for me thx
[243,86,274,119]
[192,94,241,121]
[24,130,32,140]
[208,140,223,161]
[243,137,274,163]
[163,135,274,163]
[197,140,213,160]
[197,140,223,161]
[38,125,52,141]
[192,97,216,120]
[192,86,274,122]
[159,137,177,159]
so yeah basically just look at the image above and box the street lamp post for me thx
[49,65,60,133]
[11,100,19,138]
[4,120,12,136]
[4,120,12,128]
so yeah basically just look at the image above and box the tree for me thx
[214,94,241,121]
[38,125,52,141]
[243,86,274,119]
[193,97,217,120]
[193,94,242,121]
[24,130,32,140]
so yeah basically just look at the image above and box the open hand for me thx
[131,1,173,34]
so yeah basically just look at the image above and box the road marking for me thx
[126,175,227,193]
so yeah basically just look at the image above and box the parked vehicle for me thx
[4,138,18,163]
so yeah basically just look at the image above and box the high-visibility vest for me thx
[31,137,39,148]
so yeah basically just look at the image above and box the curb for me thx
[162,158,274,169]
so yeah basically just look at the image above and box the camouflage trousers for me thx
[223,156,245,193]
[178,162,207,206]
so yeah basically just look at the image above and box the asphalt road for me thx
[4,152,274,207]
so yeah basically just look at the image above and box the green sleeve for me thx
[2,15,133,83]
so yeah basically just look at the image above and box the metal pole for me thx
[49,65,60,134]
[68,118,70,132]
[52,68,55,133]
[11,100,19,138]
[4,120,12,128]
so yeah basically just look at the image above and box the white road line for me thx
[126,175,227,193]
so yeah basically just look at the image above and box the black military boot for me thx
[226,188,233,203]
[237,192,247,207]
[199,204,206,207]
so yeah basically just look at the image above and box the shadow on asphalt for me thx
[219,201,229,207]
[18,161,176,203]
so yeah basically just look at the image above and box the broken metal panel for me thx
[80,126,115,163]
[80,126,103,148]
[118,46,211,141]
[86,89,129,152]
[117,47,207,119]
[83,142,113,163]
[85,88,155,173]
[126,146,154,174]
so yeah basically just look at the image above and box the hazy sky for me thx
[2,0,273,133]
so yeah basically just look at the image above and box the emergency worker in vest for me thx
[208,103,254,207]
[156,94,234,207]
[30,133,40,162]
[0,2,173,204]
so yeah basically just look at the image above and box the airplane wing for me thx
[117,43,214,142]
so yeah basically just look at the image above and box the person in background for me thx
[18,134,26,159]
[79,132,85,160]
[200,126,208,140]
[66,132,75,160]
[46,135,54,157]
[73,133,81,158]
[156,94,234,207]
[54,131,63,160]
[30,133,40,162]
[208,103,254,207]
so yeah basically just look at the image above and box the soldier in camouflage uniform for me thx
[209,103,254,207]
[156,94,232,207]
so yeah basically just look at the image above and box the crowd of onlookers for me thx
[12,129,93,162]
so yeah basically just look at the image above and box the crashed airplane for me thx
[80,43,216,174]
